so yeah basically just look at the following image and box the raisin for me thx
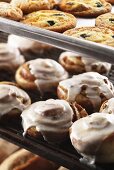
[66,2,74,5]
[96,2,103,7]
[80,33,90,38]
[109,18,114,23]
[112,35,114,38]
[52,14,64,16]
[47,20,55,26]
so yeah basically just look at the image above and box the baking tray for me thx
[0,11,114,63]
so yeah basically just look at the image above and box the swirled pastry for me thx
[0,43,25,81]
[11,0,56,14]
[59,51,111,74]
[0,82,31,121]
[15,58,68,94]
[59,0,111,17]
[0,2,23,21]
[21,99,73,143]
[96,13,114,31]
[57,72,114,114]
[100,98,114,114]
[21,10,77,33]
[70,113,114,163]
[0,43,25,72]
[64,27,114,47]
[7,34,54,56]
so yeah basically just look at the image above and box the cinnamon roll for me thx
[21,99,73,143]
[70,112,114,163]
[0,43,25,81]
[15,58,68,95]
[57,72,114,114]
[100,98,114,114]
[7,35,54,58]
[59,51,111,75]
[0,82,31,123]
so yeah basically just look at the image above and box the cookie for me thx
[106,0,114,5]
[21,10,77,32]
[11,0,57,14]
[96,13,114,31]
[59,0,112,17]
[64,26,114,47]
[0,2,23,21]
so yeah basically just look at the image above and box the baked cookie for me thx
[0,43,25,81]
[96,13,114,31]
[15,58,68,95]
[21,10,77,33]
[0,82,31,123]
[21,99,73,143]
[59,0,112,17]
[59,51,111,74]
[57,72,114,114]
[106,0,114,5]
[11,0,56,14]
[64,27,114,47]
[0,2,23,21]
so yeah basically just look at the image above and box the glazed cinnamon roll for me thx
[0,43,25,81]
[70,112,114,163]
[0,82,31,122]
[21,99,73,143]
[57,72,114,114]
[7,35,54,58]
[100,97,114,114]
[59,51,111,74]
[15,58,68,95]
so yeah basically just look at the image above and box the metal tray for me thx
[0,17,114,63]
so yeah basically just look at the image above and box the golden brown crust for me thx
[59,53,85,74]
[21,10,77,33]
[59,0,112,17]
[15,63,37,90]
[0,149,59,170]
[96,13,114,31]
[70,102,88,121]
[64,26,114,47]
[0,2,23,21]
[106,0,114,4]
[11,0,55,14]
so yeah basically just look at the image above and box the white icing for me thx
[0,43,25,71]
[59,72,114,111]
[60,51,111,73]
[70,113,114,163]
[101,98,114,114]
[21,99,73,134]
[28,58,68,92]
[7,34,52,53]
[0,84,30,116]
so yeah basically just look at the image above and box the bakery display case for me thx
[0,1,114,170]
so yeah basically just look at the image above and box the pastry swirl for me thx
[21,99,73,143]
[16,58,68,93]
[70,112,114,163]
[0,82,31,118]
[100,97,114,114]
[59,51,111,74]
[0,43,25,72]
[57,72,114,113]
